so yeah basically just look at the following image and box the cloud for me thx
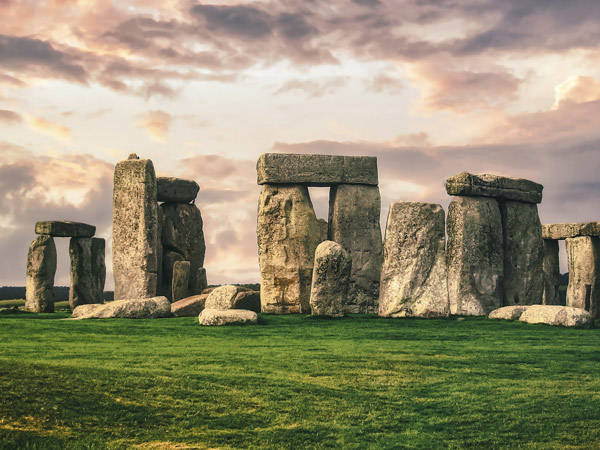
[25,114,72,140]
[553,75,600,109]
[0,109,21,124]
[275,77,347,97]
[137,110,172,142]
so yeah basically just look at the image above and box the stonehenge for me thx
[310,241,352,317]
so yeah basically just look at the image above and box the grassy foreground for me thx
[0,313,599,449]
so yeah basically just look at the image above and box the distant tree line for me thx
[0,287,114,301]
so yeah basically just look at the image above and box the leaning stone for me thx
[71,296,171,319]
[378,202,449,318]
[157,177,200,203]
[500,201,544,306]
[328,184,383,313]
[542,222,600,240]
[233,291,261,313]
[542,240,561,305]
[309,241,351,317]
[205,285,253,311]
[199,308,258,326]
[69,237,105,310]
[519,305,593,328]
[35,220,95,237]
[445,171,543,204]
[566,237,600,319]
[258,184,321,313]
[25,235,57,313]
[488,305,530,321]
[112,157,159,299]
[171,294,208,317]
[447,196,504,316]
[172,261,190,302]
[256,153,378,186]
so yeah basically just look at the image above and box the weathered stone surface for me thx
[488,305,529,321]
[199,308,258,326]
[500,201,544,306]
[112,157,159,300]
[566,236,600,318]
[233,291,261,313]
[542,222,600,240]
[542,240,561,305]
[192,267,208,294]
[25,235,57,313]
[171,294,208,317]
[204,285,258,311]
[317,219,328,243]
[328,184,383,313]
[378,202,450,318]
[162,250,184,297]
[519,305,593,328]
[447,196,504,316]
[258,184,322,313]
[71,296,170,319]
[257,153,378,186]
[69,237,105,311]
[310,241,351,317]
[172,261,190,302]
[35,220,95,237]
[157,177,200,203]
[445,172,543,204]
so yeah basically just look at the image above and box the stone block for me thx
[199,308,258,326]
[157,177,200,203]
[566,236,600,318]
[488,305,529,321]
[35,220,95,237]
[72,296,170,319]
[310,241,351,317]
[69,237,105,311]
[542,240,561,305]
[519,305,593,328]
[445,171,543,203]
[25,235,56,313]
[542,222,600,240]
[172,261,190,302]
[171,294,208,317]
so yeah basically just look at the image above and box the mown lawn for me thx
[0,312,599,449]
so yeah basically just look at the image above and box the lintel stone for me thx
[35,221,95,237]
[542,222,600,240]
[157,177,200,203]
[445,171,542,204]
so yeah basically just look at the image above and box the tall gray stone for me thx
[447,196,504,316]
[379,202,449,318]
[112,155,159,300]
[193,267,208,294]
[500,201,544,306]
[257,184,321,314]
[172,260,190,302]
[25,235,57,313]
[69,237,105,311]
[161,250,184,300]
[310,241,351,317]
[542,240,561,305]
[566,236,600,318]
[328,184,383,313]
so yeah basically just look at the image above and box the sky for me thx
[2,0,600,288]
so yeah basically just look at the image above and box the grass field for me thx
[0,312,599,449]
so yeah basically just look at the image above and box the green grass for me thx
[0,313,599,449]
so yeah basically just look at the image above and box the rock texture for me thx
[157,177,200,203]
[25,235,57,313]
[257,153,378,186]
[192,267,208,295]
[309,241,351,317]
[317,218,328,243]
[542,240,561,305]
[71,296,171,319]
[203,285,260,312]
[257,184,321,314]
[447,196,504,316]
[172,261,190,302]
[199,308,258,326]
[445,172,543,204]
[500,201,544,306]
[232,290,261,313]
[171,294,208,317]
[378,202,449,318]
[488,305,529,321]
[542,222,600,240]
[566,236,600,318]
[35,220,95,237]
[112,156,159,300]
[519,305,593,328]
[328,184,383,313]
[69,237,105,311]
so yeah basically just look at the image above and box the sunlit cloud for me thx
[137,110,172,142]
[24,114,72,140]
[553,75,600,109]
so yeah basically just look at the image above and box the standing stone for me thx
[69,237,105,310]
[447,196,504,316]
[328,184,383,313]
[112,155,159,300]
[317,218,328,243]
[257,184,321,314]
[310,241,351,317]
[500,201,544,306]
[172,261,190,302]
[542,240,561,305]
[192,267,208,294]
[25,235,57,313]
[161,251,184,299]
[378,202,449,318]
[566,236,600,319]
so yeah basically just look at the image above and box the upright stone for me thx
[500,201,544,306]
[566,236,600,319]
[310,241,351,317]
[25,235,57,313]
[112,154,159,299]
[257,184,321,313]
[542,240,561,305]
[328,184,383,313]
[172,261,190,302]
[379,202,449,318]
[193,267,208,294]
[447,196,504,315]
[69,237,105,310]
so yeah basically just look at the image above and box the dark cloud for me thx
[191,4,273,39]
[0,109,21,124]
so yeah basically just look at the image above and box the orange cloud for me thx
[137,110,171,142]
[553,76,600,109]
[25,114,72,140]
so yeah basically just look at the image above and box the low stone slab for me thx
[157,177,200,203]
[445,172,543,203]
[71,296,170,319]
[488,306,530,321]
[519,305,593,328]
[204,285,260,312]
[542,222,600,240]
[199,308,258,326]
[171,294,208,317]
[256,153,378,186]
[35,221,95,237]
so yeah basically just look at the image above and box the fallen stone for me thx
[310,241,351,317]
[542,240,561,305]
[445,171,543,204]
[378,202,449,318]
[519,305,593,328]
[488,305,530,321]
[257,153,378,186]
[199,308,258,326]
[205,285,253,311]
[25,235,57,313]
[542,222,600,240]
[157,177,200,203]
[233,290,261,313]
[171,294,208,317]
[566,236,600,319]
[35,220,96,237]
[71,296,171,319]
[69,237,105,310]
[172,261,190,302]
